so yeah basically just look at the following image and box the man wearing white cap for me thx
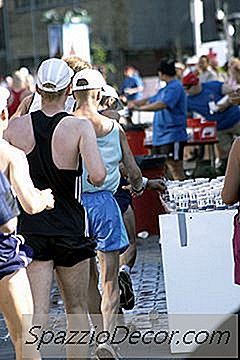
[0,85,55,360]
[4,58,106,359]
[72,68,146,358]
[10,56,92,118]
[99,84,166,313]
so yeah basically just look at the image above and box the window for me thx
[0,9,5,51]
[15,0,73,10]
[35,0,73,8]
[15,0,30,9]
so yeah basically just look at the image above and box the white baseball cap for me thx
[72,69,106,91]
[186,55,199,65]
[102,84,119,99]
[37,58,74,92]
[175,62,185,70]
[0,86,10,113]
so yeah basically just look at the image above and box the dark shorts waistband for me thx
[23,234,96,267]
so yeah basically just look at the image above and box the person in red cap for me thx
[182,72,199,88]
[183,72,240,175]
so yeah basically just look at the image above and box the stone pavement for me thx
[0,235,177,359]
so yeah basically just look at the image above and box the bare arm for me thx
[128,97,149,109]
[125,85,144,96]
[101,109,120,121]
[221,138,240,205]
[119,125,143,191]
[222,83,235,95]
[3,114,34,156]
[0,218,18,233]
[78,119,106,186]
[3,145,54,214]
[10,94,33,119]
[133,100,167,111]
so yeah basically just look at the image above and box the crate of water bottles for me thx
[163,177,238,213]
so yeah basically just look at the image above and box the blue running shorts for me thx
[0,171,20,226]
[114,177,132,214]
[82,191,129,253]
[0,233,32,280]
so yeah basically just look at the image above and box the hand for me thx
[41,189,55,210]
[147,178,167,193]
[159,194,171,214]
[124,87,131,95]
[229,90,240,106]
[119,95,128,105]
[121,184,144,197]
[127,101,135,109]
[122,177,167,197]
[126,88,136,95]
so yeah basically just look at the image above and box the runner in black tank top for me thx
[3,58,106,360]
[19,110,96,266]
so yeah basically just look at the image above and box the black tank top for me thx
[18,110,85,238]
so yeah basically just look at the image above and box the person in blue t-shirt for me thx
[120,65,144,101]
[129,59,188,180]
[182,71,240,173]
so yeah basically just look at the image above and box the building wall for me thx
[126,0,193,49]
[1,0,240,80]
[4,0,128,73]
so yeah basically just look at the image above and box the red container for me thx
[187,118,201,127]
[187,118,217,142]
[132,155,166,235]
[125,127,149,155]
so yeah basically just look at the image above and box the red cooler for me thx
[133,154,166,235]
[187,118,217,142]
[124,124,149,155]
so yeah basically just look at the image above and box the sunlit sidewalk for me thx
[0,235,173,359]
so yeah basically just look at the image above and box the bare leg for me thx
[0,269,40,360]
[97,251,120,333]
[88,258,103,331]
[56,259,90,360]
[27,260,53,315]
[119,205,137,269]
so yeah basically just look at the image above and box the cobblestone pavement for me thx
[0,236,177,359]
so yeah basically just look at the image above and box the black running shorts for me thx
[23,234,96,267]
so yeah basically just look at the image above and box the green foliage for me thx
[91,42,107,64]
[91,42,117,79]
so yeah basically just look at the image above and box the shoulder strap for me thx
[27,93,36,113]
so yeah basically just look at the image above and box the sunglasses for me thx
[183,84,194,90]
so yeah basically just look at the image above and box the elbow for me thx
[221,197,236,206]
[89,169,106,187]
[23,202,41,215]
[0,217,18,233]
[23,204,36,214]
[221,190,237,206]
